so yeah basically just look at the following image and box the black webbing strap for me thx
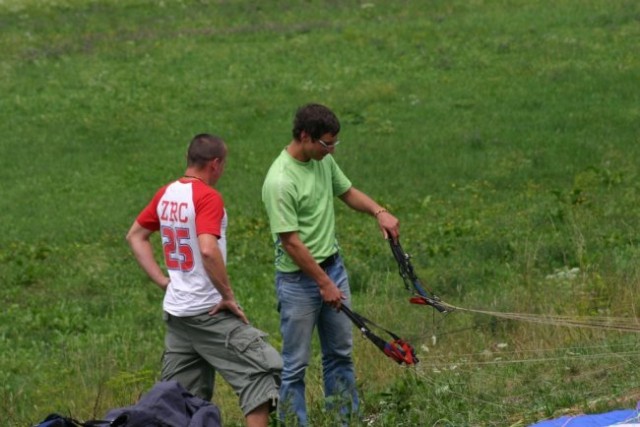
[388,239,451,313]
[341,305,418,365]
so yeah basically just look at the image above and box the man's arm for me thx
[126,221,170,291]
[279,231,344,309]
[338,187,400,241]
[198,233,249,323]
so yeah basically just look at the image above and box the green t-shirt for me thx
[262,149,352,272]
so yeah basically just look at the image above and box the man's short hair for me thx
[292,103,340,140]
[187,134,226,168]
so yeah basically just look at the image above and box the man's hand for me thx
[209,298,249,324]
[319,282,345,309]
[376,210,400,242]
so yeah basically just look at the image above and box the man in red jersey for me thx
[127,134,282,427]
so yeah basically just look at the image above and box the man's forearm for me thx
[339,186,400,241]
[339,187,382,215]
[203,252,235,300]
[280,233,333,289]
[133,241,170,289]
[198,234,235,300]
[126,222,170,290]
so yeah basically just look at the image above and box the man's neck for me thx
[183,170,210,185]
[286,140,310,162]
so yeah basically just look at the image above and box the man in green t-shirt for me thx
[262,103,400,426]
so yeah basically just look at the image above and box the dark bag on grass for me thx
[34,381,220,427]
[33,414,78,427]
[33,414,111,427]
[103,380,221,427]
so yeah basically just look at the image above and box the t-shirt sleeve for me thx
[330,157,352,196]
[136,185,168,231]
[263,176,300,235]
[194,188,224,238]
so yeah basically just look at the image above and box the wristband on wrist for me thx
[374,208,388,218]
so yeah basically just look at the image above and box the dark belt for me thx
[319,253,339,269]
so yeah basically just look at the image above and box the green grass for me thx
[2,0,640,425]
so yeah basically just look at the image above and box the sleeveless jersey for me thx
[137,178,227,316]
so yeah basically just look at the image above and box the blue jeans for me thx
[276,256,359,426]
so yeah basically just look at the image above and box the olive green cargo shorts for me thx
[160,310,282,416]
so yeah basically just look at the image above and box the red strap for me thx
[409,296,428,305]
[384,339,418,365]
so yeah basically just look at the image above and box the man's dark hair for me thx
[292,103,340,141]
[187,134,226,167]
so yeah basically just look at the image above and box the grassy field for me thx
[2,0,640,425]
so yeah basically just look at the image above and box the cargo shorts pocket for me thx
[227,325,283,372]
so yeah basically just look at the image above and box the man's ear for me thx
[299,130,312,143]
[210,157,223,170]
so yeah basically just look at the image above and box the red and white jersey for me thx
[137,178,227,316]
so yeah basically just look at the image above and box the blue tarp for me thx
[530,407,640,427]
